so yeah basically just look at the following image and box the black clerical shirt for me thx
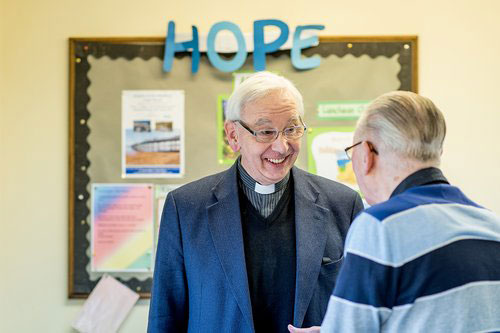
[238,178,296,333]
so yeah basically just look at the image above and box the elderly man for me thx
[316,91,500,332]
[148,71,363,332]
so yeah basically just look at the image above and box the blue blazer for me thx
[148,164,363,332]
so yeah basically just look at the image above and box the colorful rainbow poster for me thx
[91,184,154,272]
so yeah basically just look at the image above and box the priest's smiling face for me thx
[231,91,302,185]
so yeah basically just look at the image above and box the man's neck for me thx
[374,159,440,203]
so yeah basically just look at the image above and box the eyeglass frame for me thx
[234,116,308,143]
[344,141,378,160]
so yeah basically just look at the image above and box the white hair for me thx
[225,71,304,121]
[356,91,446,164]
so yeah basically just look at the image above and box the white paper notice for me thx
[310,130,359,191]
[122,90,185,178]
[72,275,140,333]
[153,184,182,266]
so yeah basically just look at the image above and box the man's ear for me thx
[224,121,241,152]
[360,141,375,175]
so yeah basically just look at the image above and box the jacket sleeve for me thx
[148,192,188,332]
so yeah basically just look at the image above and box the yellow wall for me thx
[1,0,500,331]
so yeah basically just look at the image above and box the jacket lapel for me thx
[206,163,255,332]
[292,168,331,327]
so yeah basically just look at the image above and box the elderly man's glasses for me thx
[236,117,307,143]
[344,141,378,160]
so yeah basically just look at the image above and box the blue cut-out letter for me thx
[291,25,325,70]
[163,21,200,73]
[253,19,289,71]
[206,21,247,73]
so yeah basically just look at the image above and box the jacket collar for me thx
[206,163,255,331]
[390,167,449,198]
[291,167,331,327]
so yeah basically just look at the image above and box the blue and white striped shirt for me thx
[321,176,500,332]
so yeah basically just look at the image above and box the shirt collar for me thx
[237,157,290,194]
[390,167,449,198]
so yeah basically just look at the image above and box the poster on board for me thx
[232,72,254,91]
[317,100,370,120]
[307,127,358,191]
[91,183,154,272]
[217,94,239,164]
[154,184,182,248]
[122,90,185,178]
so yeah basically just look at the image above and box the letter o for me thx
[207,21,247,72]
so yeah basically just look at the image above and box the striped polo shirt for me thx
[321,174,500,332]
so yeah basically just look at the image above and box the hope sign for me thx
[163,20,325,73]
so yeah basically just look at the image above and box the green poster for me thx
[217,94,239,165]
[307,127,358,191]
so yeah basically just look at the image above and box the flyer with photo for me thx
[122,90,185,178]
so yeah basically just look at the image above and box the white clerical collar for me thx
[254,183,276,195]
[237,158,289,195]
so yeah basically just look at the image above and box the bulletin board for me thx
[69,35,418,298]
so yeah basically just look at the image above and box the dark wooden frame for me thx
[68,35,418,298]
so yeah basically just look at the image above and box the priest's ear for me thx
[224,121,241,152]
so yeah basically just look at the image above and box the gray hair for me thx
[225,71,304,121]
[356,91,446,163]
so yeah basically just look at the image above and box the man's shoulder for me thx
[364,183,483,222]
